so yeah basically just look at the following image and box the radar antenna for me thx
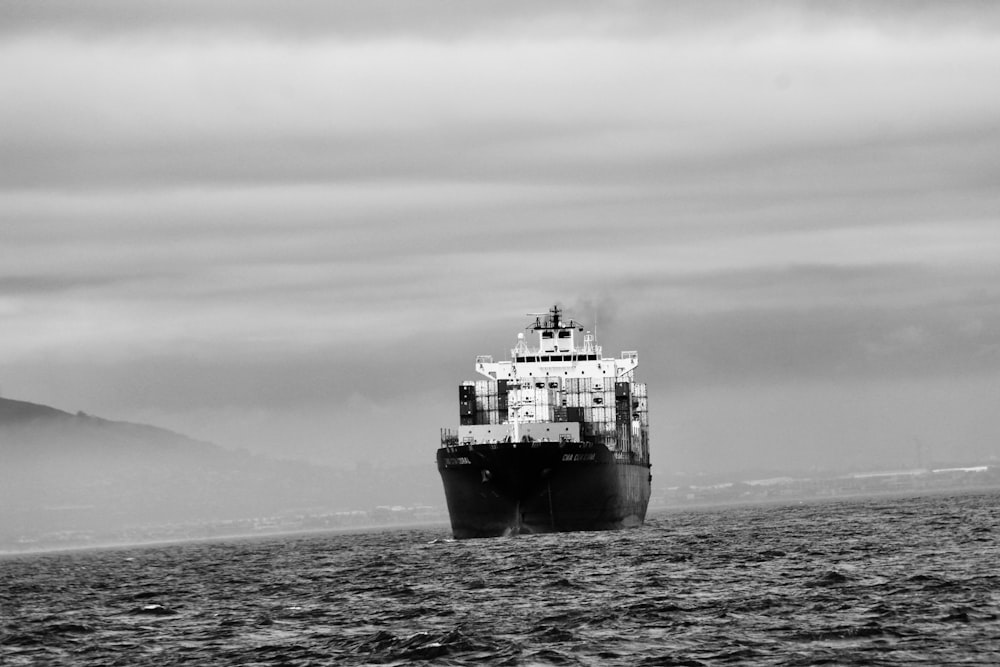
[525,304,585,331]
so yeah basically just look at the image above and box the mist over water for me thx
[3,491,998,666]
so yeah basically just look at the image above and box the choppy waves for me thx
[2,491,999,665]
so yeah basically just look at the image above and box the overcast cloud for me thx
[1,1,998,474]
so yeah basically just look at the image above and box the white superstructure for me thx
[474,307,637,385]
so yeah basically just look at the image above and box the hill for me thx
[0,397,444,549]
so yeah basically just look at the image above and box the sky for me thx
[2,1,999,477]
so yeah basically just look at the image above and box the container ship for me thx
[437,305,651,538]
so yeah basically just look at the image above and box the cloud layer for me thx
[2,1,998,473]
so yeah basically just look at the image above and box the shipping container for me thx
[459,384,476,425]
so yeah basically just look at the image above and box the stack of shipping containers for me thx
[506,379,560,423]
[473,379,499,425]
[631,381,649,460]
[461,379,514,425]
[459,382,475,426]
[459,375,648,461]
[564,377,616,449]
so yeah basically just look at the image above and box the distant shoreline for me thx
[0,520,454,558]
[648,483,1000,513]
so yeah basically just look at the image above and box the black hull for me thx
[437,441,651,539]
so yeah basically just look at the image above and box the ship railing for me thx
[476,355,494,364]
[620,351,638,361]
[440,428,459,447]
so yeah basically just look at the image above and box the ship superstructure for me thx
[437,305,651,538]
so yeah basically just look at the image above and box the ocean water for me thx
[2,491,998,666]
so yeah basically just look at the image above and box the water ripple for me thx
[2,491,999,665]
